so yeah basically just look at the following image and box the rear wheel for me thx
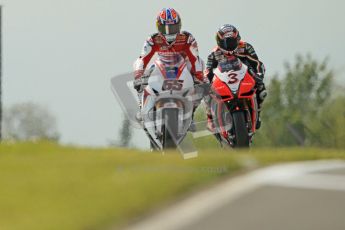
[162,109,179,149]
[232,111,250,148]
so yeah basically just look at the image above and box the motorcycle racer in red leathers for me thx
[133,8,206,130]
[205,24,267,130]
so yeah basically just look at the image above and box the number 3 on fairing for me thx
[227,72,239,84]
[162,80,184,90]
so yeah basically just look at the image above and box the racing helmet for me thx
[156,8,182,43]
[216,24,241,52]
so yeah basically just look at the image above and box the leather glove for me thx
[133,78,142,92]
[193,72,205,84]
[254,73,265,90]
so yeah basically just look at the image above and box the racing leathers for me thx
[133,32,206,129]
[204,41,267,129]
[134,31,205,90]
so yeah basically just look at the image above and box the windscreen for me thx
[158,53,185,79]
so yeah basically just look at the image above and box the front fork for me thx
[210,98,257,145]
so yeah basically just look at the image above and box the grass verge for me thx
[0,141,344,230]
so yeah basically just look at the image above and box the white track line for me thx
[124,160,345,230]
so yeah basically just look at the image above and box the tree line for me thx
[254,54,344,148]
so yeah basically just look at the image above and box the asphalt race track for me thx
[125,160,345,230]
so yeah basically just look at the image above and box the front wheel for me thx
[162,109,179,149]
[232,111,250,148]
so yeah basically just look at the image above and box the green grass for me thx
[0,141,344,230]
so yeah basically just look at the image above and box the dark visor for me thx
[158,24,180,35]
[223,37,238,51]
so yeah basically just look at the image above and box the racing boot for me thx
[256,89,267,130]
[188,106,197,132]
[135,92,143,122]
[206,113,215,132]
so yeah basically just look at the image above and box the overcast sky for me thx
[1,0,345,148]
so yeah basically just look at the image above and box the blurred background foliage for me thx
[2,102,60,141]
[253,54,344,148]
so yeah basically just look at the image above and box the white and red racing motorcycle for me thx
[138,54,204,150]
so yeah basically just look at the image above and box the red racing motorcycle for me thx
[208,57,259,148]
